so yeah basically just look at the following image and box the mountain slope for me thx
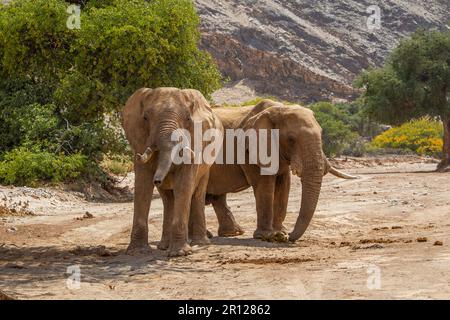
[195,0,450,103]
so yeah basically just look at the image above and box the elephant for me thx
[206,99,356,242]
[122,87,223,256]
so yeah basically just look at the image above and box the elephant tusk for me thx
[291,168,301,177]
[137,147,154,164]
[183,146,196,160]
[329,166,359,180]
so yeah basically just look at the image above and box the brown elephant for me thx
[206,99,356,242]
[122,87,223,256]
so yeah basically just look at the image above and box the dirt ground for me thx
[0,156,449,300]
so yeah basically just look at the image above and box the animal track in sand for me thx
[219,257,316,265]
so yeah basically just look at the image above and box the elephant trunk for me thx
[289,147,324,242]
[153,148,173,186]
[153,117,181,186]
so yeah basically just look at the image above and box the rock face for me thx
[195,0,450,103]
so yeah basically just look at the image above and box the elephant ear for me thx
[122,88,153,153]
[182,89,221,132]
[181,89,224,162]
[241,106,281,168]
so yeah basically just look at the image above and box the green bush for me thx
[0,0,75,82]
[0,148,87,186]
[0,76,56,151]
[101,154,133,176]
[371,117,443,157]
[310,102,358,157]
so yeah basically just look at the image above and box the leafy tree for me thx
[356,29,450,171]
[0,0,222,184]
[58,0,222,124]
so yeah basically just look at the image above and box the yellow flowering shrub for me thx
[371,118,443,156]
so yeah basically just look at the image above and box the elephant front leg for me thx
[157,189,174,250]
[127,161,154,255]
[273,173,290,240]
[169,171,195,257]
[209,194,244,237]
[252,176,277,241]
[189,173,211,246]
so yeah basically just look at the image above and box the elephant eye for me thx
[143,113,149,121]
[288,136,296,145]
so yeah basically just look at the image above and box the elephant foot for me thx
[157,238,170,251]
[168,242,193,257]
[253,229,289,243]
[269,231,289,243]
[126,243,152,256]
[253,228,273,239]
[191,236,211,246]
[218,224,245,237]
[273,224,288,234]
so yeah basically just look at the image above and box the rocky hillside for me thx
[195,0,450,104]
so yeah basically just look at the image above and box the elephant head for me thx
[241,102,355,241]
[122,87,218,187]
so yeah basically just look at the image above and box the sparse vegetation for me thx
[371,118,443,157]
[101,155,133,176]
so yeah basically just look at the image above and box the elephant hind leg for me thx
[209,194,244,237]
[189,173,211,246]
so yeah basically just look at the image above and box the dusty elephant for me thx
[206,99,356,242]
[122,87,223,256]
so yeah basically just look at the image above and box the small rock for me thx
[76,212,95,221]
[368,244,384,249]
[83,212,94,219]
[330,241,336,245]
[417,237,428,243]
[96,246,112,257]
[433,241,443,246]
[6,227,17,233]
[340,241,351,247]
[391,226,402,230]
